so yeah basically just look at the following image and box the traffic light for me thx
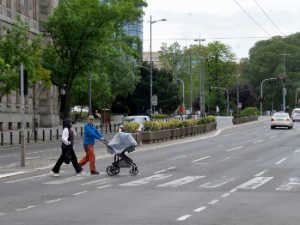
[209,86,212,92]
[260,97,265,102]
[277,76,280,84]
[283,77,286,84]
[176,78,180,86]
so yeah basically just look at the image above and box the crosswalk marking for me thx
[17,205,36,211]
[154,167,176,174]
[157,176,204,187]
[226,146,243,152]
[5,173,52,183]
[236,177,273,189]
[43,176,93,185]
[119,174,172,186]
[45,198,64,203]
[73,190,88,196]
[209,199,218,204]
[97,185,112,189]
[276,178,300,191]
[255,170,268,177]
[81,178,112,185]
[275,158,287,165]
[194,206,207,212]
[0,171,27,179]
[199,176,236,188]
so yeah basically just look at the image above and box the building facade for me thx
[0,0,60,131]
[143,51,161,68]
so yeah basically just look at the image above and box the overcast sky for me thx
[143,0,300,59]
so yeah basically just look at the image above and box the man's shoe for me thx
[90,170,99,175]
[50,171,59,177]
[76,170,86,177]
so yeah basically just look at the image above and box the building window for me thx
[33,0,36,20]
[24,0,28,16]
[6,0,11,9]
[15,0,19,12]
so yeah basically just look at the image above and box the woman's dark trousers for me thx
[52,145,82,173]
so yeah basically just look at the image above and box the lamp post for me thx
[280,52,290,111]
[228,74,241,114]
[176,78,185,108]
[177,66,194,112]
[150,16,166,118]
[194,39,205,117]
[260,78,276,116]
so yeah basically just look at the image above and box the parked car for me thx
[291,108,300,122]
[71,106,89,112]
[271,112,293,129]
[118,116,151,132]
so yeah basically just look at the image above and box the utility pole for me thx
[237,75,239,114]
[20,63,25,167]
[280,52,290,111]
[190,54,192,112]
[88,72,91,116]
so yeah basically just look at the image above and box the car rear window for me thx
[273,113,289,117]
[122,118,145,125]
[294,110,300,113]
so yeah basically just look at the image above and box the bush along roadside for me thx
[232,107,259,125]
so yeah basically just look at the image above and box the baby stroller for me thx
[103,132,139,176]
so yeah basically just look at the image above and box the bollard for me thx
[105,125,107,134]
[43,130,45,141]
[109,124,111,133]
[81,127,83,137]
[56,129,59,140]
[35,131,37,142]
[27,131,30,143]
[50,130,52,141]
[114,124,116,133]
[75,127,77,133]
[1,133,3,146]
[19,132,21,144]
[100,125,103,134]
[10,132,12,145]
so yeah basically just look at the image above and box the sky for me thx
[142,0,300,59]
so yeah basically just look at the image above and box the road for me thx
[2,117,300,224]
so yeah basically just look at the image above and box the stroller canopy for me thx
[107,132,137,154]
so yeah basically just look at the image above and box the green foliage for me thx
[197,116,216,124]
[123,122,140,133]
[190,119,198,126]
[157,121,166,130]
[151,121,162,131]
[167,118,181,129]
[241,107,256,116]
[181,120,190,127]
[143,121,152,131]
[0,15,51,102]
[207,116,216,122]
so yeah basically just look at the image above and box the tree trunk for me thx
[63,87,69,119]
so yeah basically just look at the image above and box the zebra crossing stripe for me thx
[276,178,300,191]
[43,176,93,185]
[157,176,204,187]
[236,177,273,189]
[200,176,236,188]
[119,174,172,186]
[0,171,26,179]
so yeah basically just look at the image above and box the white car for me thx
[71,106,89,112]
[291,108,300,122]
[271,112,293,129]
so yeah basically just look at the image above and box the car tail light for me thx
[285,119,290,122]
[271,119,275,122]
[118,128,122,132]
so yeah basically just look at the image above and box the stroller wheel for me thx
[115,168,120,174]
[129,169,134,176]
[107,166,115,176]
[134,168,139,175]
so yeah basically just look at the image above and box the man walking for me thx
[79,115,104,175]
[179,105,184,118]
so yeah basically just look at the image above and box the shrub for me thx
[151,121,162,131]
[241,107,256,116]
[123,122,140,133]
[167,118,181,129]
[143,121,152,131]
[190,119,198,126]
[207,116,216,123]
[158,120,166,130]
[182,120,191,127]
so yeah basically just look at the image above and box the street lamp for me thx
[279,53,290,111]
[150,16,167,118]
[176,66,194,112]
[228,74,241,114]
[194,39,205,117]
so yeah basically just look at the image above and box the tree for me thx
[0,15,50,103]
[42,0,147,118]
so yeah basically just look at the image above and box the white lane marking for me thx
[236,177,273,189]
[294,149,300,153]
[275,158,287,165]
[45,198,64,203]
[120,174,172,186]
[276,178,300,191]
[193,163,209,165]
[177,215,192,221]
[43,176,93,184]
[97,185,112,189]
[222,193,230,198]
[0,213,7,216]
[220,157,231,161]
[230,189,237,193]
[269,135,277,139]
[154,167,176,174]
[18,156,41,160]
[200,176,236,188]
[284,131,291,133]
[171,155,186,160]
[256,158,263,162]
[208,199,219,204]
[191,156,211,163]
[223,132,241,137]
[81,178,112,185]
[226,146,243,152]
[17,205,36,211]
[253,140,263,144]
[0,171,26,179]
[255,170,269,177]
[157,176,205,187]
[5,173,50,183]
[73,190,88,196]
[194,206,207,212]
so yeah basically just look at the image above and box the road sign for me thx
[152,101,158,106]
[238,103,242,107]
[152,95,158,101]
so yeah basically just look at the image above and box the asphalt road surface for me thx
[2,117,300,224]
